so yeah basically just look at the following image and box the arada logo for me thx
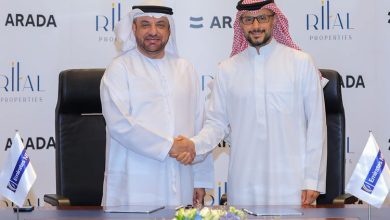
[340,75,365,88]
[189,17,204,28]
[96,2,122,32]
[306,0,353,31]
[189,16,232,29]
[5,13,57,27]
[4,136,55,151]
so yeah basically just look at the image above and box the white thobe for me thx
[192,40,327,205]
[100,49,214,206]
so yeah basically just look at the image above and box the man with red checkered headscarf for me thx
[183,0,327,206]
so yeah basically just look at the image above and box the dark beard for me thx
[246,29,272,48]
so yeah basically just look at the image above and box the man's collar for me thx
[247,38,276,56]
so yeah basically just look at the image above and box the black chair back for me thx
[54,69,106,206]
[316,69,346,204]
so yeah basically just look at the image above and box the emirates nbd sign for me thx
[361,151,385,194]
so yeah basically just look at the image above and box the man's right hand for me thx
[169,135,196,165]
[301,189,320,205]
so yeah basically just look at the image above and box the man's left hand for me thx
[301,189,320,205]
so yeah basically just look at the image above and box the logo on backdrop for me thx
[340,74,365,88]
[305,0,353,41]
[201,74,214,91]
[189,17,204,28]
[189,16,232,29]
[3,136,55,151]
[96,2,123,43]
[0,61,45,103]
[388,11,390,23]
[204,74,365,90]
[4,13,57,27]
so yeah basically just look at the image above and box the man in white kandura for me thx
[100,0,214,207]
[175,0,327,206]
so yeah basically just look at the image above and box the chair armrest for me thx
[333,193,359,204]
[44,194,71,206]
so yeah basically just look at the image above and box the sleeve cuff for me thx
[157,137,174,161]
[194,181,214,189]
[191,137,206,155]
[303,179,325,194]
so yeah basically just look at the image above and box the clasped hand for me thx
[169,135,195,165]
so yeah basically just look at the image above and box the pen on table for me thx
[242,208,255,215]
[175,205,184,210]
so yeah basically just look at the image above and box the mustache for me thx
[249,29,265,34]
[145,35,161,40]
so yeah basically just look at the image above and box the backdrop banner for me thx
[1,0,389,206]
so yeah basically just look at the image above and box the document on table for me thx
[242,207,303,216]
[104,205,165,213]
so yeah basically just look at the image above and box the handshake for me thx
[169,135,196,165]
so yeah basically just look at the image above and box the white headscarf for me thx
[115,0,178,57]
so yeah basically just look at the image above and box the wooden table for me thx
[0,204,387,220]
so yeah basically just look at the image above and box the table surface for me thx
[0,204,388,220]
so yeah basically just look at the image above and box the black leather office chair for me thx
[220,69,355,205]
[44,69,106,206]
[316,69,351,204]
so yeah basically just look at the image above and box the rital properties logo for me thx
[0,61,45,103]
[305,0,354,41]
[95,1,123,43]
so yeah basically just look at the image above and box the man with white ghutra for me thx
[100,0,214,208]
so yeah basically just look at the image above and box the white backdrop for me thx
[1,0,389,207]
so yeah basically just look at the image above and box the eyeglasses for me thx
[240,14,275,25]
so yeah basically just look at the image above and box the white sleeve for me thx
[302,57,327,193]
[192,153,214,189]
[100,60,173,161]
[191,66,230,155]
[189,65,214,189]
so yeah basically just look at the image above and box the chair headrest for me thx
[56,69,105,114]
[320,69,344,114]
